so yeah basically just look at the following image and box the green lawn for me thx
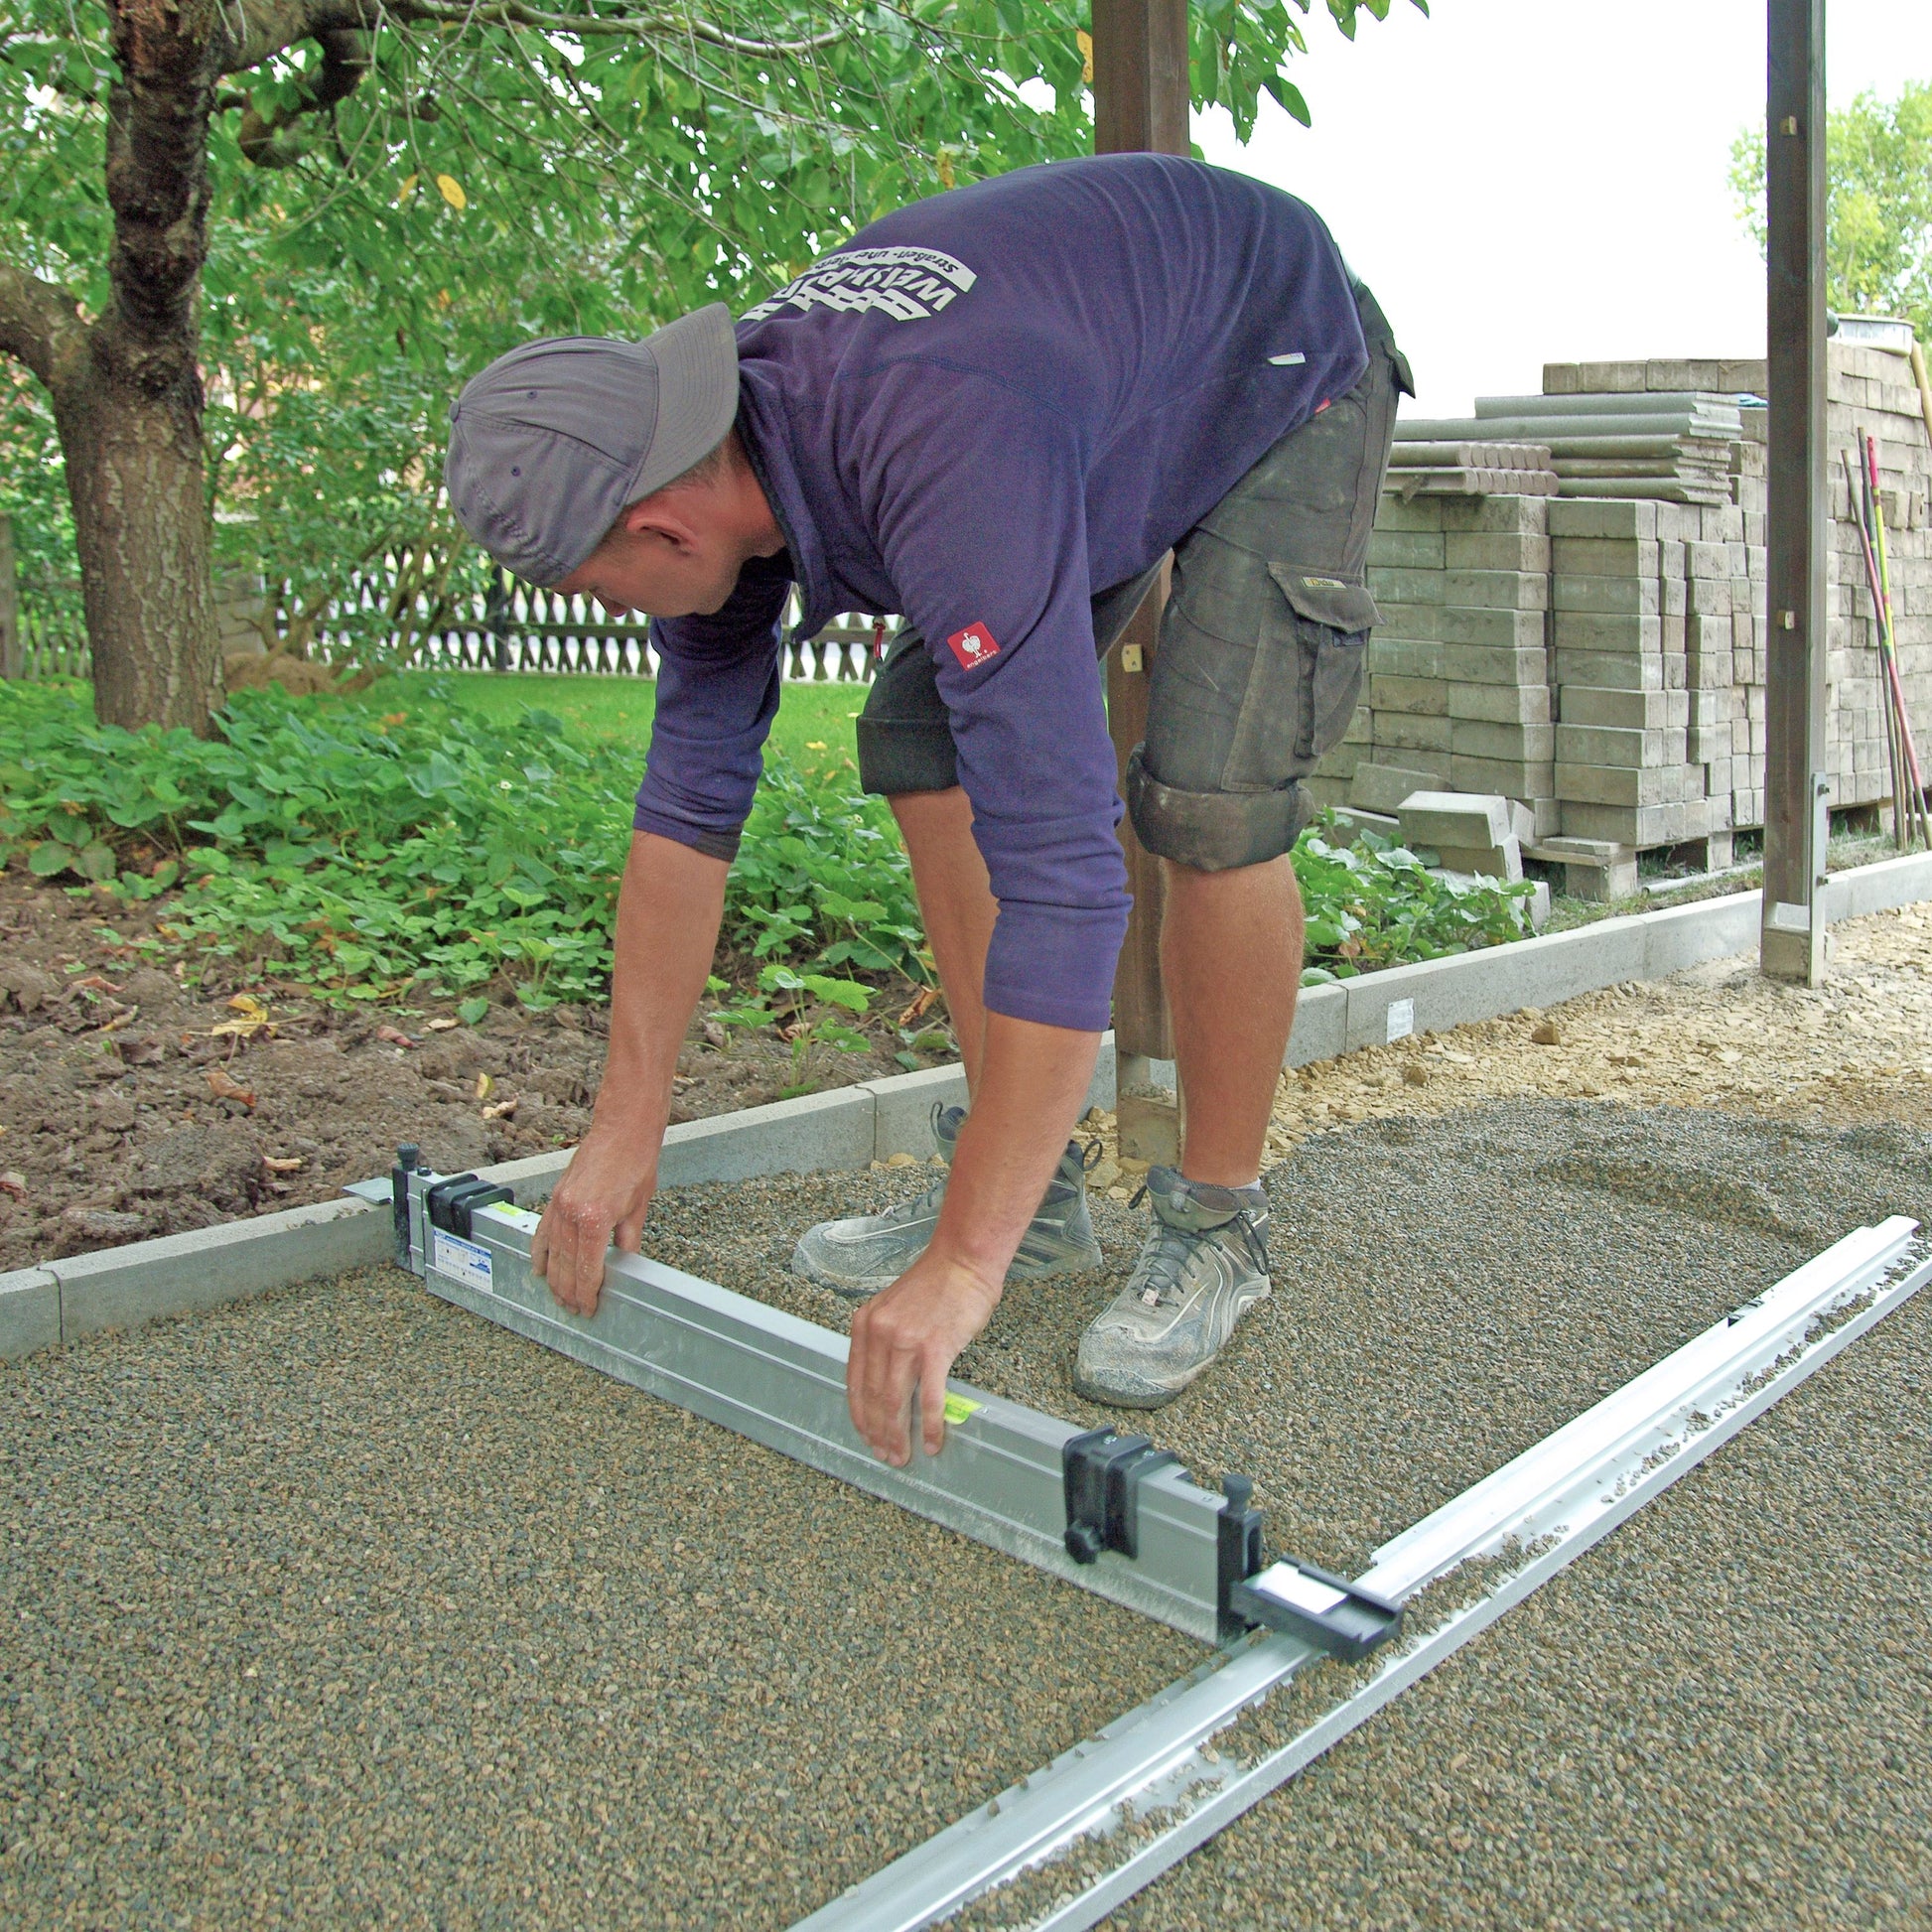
[366,669,868,777]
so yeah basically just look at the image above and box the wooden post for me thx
[1760,0,1831,986]
[0,516,18,681]
[1094,0,1189,1161]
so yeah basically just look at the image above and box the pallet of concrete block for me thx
[1386,442,1558,498]
[1348,492,1558,837]
[1547,494,1747,862]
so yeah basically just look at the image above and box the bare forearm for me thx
[847,1014,1099,1462]
[930,1016,1100,1288]
[595,830,730,1136]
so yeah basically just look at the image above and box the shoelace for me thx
[884,1173,949,1224]
[1126,1192,1270,1311]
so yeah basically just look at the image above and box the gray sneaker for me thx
[791,1104,1103,1299]
[1073,1167,1271,1409]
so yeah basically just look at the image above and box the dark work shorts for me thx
[853,282,1412,844]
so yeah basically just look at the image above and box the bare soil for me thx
[0,873,939,1269]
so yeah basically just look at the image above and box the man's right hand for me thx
[530,829,732,1317]
[530,1122,658,1316]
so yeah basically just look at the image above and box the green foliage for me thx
[724,755,927,977]
[1730,81,1932,341]
[0,679,921,1010]
[0,688,1527,1022]
[1292,816,1533,983]
[0,0,1426,622]
[708,961,879,1096]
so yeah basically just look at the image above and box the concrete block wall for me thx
[1323,492,1557,837]
[1316,342,1932,848]
[1826,345,1932,818]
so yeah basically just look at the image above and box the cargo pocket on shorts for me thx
[1268,565,1377,772]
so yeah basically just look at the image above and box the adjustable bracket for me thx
[389,1143,423,1264]
[1061,1429,1182,1564]
[423,1172,515,1240]
[1228,1557,1404,1661]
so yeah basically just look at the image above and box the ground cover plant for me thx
[0,681,917,1035]
[1292,823,1535,980]
[0,679,1535,1040]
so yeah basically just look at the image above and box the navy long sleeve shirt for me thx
[633,154,1366,1032]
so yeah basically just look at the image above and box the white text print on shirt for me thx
[742,246,977,325]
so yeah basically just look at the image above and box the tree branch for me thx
[396,1,850,59]
[214,0,848,74]
[0,260,89,391]
[236,27,371,165]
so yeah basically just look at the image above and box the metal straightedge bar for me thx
[794,1217,1930,1932]
[398,1167,1242,1643]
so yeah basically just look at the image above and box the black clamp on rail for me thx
[1227,1555,1403,1662]
[423,1173,515,1242]
[1216,1473,1265,1643]
[1062,1428,1181,1565]
[390,1144,425,1265]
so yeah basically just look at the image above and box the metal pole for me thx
[1094,0,1189,1159]
[1760,0,1830,984]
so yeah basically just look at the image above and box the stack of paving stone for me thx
[1385,442,1558,498]
[1323,492,1557,836]
[1312,343,1932,857]
[1394,790,1551,928]
[1396,394,1747,505]
[1548,493,1754,856]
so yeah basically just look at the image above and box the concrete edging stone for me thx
[5,849,1927,1362]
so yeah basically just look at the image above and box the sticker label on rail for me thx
[432,1230,494,1294]
[1251,1562,1348,1618]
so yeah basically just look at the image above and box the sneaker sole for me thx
[1069,1365,1199,1410]
[793,1235,1104,1302]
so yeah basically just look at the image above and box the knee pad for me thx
[1124,747,1312,872]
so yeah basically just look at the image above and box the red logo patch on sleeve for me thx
[945,621,1000,669]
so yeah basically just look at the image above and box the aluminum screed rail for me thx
[385,1153,1930,1930]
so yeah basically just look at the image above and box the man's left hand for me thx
[847,1248,1004,1465]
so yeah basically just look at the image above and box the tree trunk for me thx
[59,353,222,732]
[77,0,227,734]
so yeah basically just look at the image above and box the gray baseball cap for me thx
[444,303,740,586]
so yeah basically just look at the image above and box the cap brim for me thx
[630,303,741,497]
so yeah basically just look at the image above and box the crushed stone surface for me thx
[4,904,1930,1926]
[1090,1283,1932,1932]
[1257,900,1932,1163]
[0,1267,1185,1929]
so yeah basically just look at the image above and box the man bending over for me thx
[443,153,1408,1467]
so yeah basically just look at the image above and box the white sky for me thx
[1192,0,1932,415]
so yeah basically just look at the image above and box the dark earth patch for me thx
[0,872,943,1268]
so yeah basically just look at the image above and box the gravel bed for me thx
[0,1268,1187,1929]
[1092,1280,1932,1931]
[6,954,1931,1924]
[651,1099,1931,1575]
